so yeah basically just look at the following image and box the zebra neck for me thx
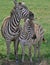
[11,13,20,24]
[29,22,35,31]
[8,15,20,36]
[8,21,20,36]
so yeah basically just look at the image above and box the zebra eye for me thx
[20,7,23,10]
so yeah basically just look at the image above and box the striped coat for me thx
[1,1,29,61]
[19,12,45,62]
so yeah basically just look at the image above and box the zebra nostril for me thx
[32,34,36,39]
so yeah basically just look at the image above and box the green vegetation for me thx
[0,0,50,60]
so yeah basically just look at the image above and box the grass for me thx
[0,0,50,60]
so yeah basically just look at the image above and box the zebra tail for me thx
[42,38,47,43]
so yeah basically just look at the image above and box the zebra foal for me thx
[19,11,45,62]
[1,1,29,61]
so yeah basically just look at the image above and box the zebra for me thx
[1,0,29,61]
[19,11,45,62]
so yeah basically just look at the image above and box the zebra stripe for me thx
[1,2,30,61]
[7,6,29,36]
[19,11,45,62]
[22,8,29,17]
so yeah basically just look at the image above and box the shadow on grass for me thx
[0,53,50,60]
[0,53,50,65]
[1,58,50,65]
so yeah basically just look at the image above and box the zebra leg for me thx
[6,40,11,61]
[34,45,37,61]
[21,45,25,62]
[14,39,19,61]
[38,42,41,61]
[29,46,32,62]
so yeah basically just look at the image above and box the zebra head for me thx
[13,1,29,19]
[28,11,34,20]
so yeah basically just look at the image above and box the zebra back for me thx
[34,23,44,42]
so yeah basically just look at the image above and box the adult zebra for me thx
[1,0,29,61]
[19,11,45,62]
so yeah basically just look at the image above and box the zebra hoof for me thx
[22,59,24,63]
[30,59,33,63]
[16,59,19,63]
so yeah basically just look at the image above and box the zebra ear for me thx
[18,2,25,5]
[14,0,17,5]
[22,2,25,5]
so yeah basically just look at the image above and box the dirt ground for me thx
[0,59,50,65]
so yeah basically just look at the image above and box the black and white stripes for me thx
[1,1,46,62]
[1,2,29,60]
[19,11,45,62]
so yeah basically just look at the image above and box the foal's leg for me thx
[34,45,37,61]
[21,45,25,62]
[14,39,19,61]
[6,39,11,60]
[29,46,32,62]
[37,41,41,61]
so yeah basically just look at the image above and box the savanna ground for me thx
[0,0,50,65]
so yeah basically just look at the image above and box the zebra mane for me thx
[30,21,35,30]
[10,7,16,17]
[10,6,19,23]
[11,7,20,20]
[28,11,35,31]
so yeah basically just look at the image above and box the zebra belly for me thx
[19,38,34,46]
